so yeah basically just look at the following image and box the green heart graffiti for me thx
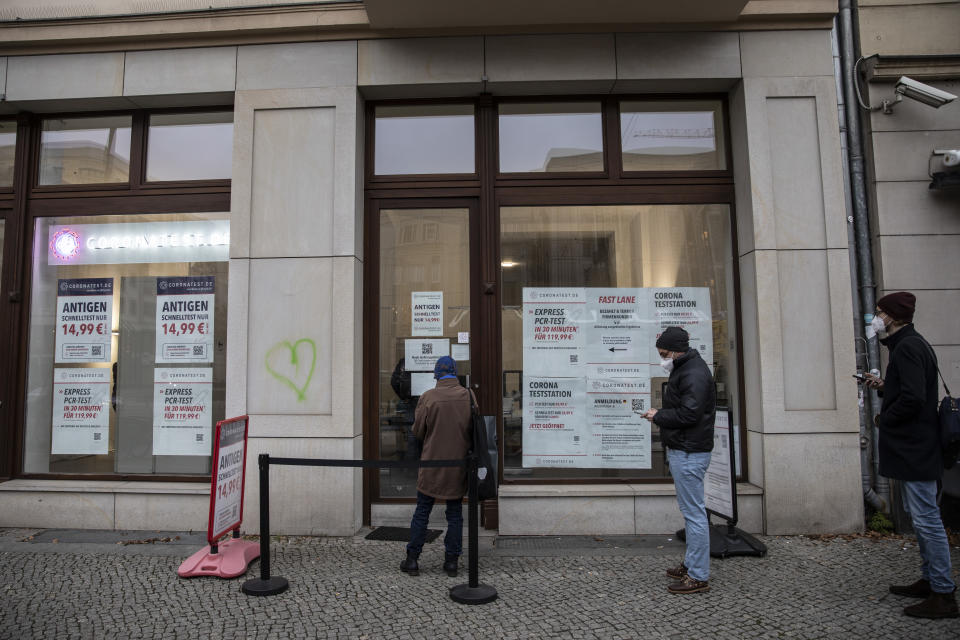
[265,339,317,402]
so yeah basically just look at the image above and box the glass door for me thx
[371,201,478,499]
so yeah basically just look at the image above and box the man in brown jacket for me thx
[401,356,472,577]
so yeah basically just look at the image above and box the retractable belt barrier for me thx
[241,454,498,605]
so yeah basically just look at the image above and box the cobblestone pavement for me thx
[1,527,958,639]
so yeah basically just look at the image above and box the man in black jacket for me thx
[643,326,715,594]
[863,291,957,619]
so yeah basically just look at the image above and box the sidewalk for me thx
[0,527,957,639]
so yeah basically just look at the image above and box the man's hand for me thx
[642,408,658,421]
[863,372,884,390]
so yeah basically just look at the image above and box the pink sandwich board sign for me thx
[178,415,260,578]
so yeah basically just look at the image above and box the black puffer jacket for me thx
[654,348,715,453]
[877,325,941,481]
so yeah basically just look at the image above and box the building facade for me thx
[0,1,895,537]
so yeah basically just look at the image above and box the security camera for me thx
[894,76,957,108]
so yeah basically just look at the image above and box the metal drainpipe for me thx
[836,0,888,512]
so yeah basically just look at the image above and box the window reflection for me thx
[374,105,475,175]
[147,112,233,182]
[39,116,132,185]
[620,101,726,171]
[378,208,471,497]
[499,102,603,173]
[0,121,15,187]
[500,204,737,481]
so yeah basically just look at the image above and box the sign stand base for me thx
[177,538,261,578]
[450,583,498,605]
[676,525,768,558]
[242,576,289,596]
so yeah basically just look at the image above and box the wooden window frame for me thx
[1,108,232,483]
[363,95,748,509]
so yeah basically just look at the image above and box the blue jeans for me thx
[901,480,956,594]
[667,448,712,582]
[406,491,463,557]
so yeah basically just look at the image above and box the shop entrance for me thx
[365,199,485,501]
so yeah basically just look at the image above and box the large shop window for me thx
[500,205,737,480]
[23,213,229,475]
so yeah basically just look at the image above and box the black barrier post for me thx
[242,454,289,596]
[449,454,497,604]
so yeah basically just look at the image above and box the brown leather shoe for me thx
[903,590,959,619]
[667,575,710,594]
[665,563,688,580]
[889,578,931,598]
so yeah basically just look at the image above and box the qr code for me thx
[569,354,578,363]
[632,398,645,412]
[93,433,102,441]
[421,343,433,355]
[196,433,204,442]
[91,345,103,356]
[573,435,579,442]
[193,345,204,356]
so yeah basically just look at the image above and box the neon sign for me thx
[48,220,230,266]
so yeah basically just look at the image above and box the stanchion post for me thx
[449,454,497,605]
[241,453,289,596]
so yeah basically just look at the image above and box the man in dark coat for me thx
[400,356,472,578]
[863,291,957,618]
[643,326,715,594]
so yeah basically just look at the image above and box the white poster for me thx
[411,291,443,336]
[156,276,215,363]
[451,344,470,362]
[584,288,651,379]
[210,417,247,539]
[522,377,586,467]
[153,368,213,456]
[55,278,113,363]
[522,286,713,469]
[585,377,652,468]
[651,287,713,372]
[51,368,111,455]
[404,338,450,371]
[410,372,436,397]
[704,409,734,520]
[522,288,587,376]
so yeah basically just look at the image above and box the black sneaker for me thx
[443,553,459,577]
[889,578,931,598]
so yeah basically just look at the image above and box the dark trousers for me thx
[406,490,463,557]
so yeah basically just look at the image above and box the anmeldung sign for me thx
[208,416,249,543]
[55,278,113,363]
[153,368,213,456]
[51,367,111,455]
[155,276,215,363]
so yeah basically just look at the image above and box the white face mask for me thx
[660,357,674,374]
[870,314,887,336]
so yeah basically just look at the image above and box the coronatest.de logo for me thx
[50,228,81,261]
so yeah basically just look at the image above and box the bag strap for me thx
[904,335,951,397]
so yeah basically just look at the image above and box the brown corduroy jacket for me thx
[412,377,472,500]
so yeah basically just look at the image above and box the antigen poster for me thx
[55,278,113,363]
[153,368,213,456]
[522,287,711,468]
[155,276,215,363]
[51,367,111,455]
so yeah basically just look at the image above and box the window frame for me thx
[364,95,747,507]
[2,108,233,483]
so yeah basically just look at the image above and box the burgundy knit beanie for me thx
[877,291,916,323]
